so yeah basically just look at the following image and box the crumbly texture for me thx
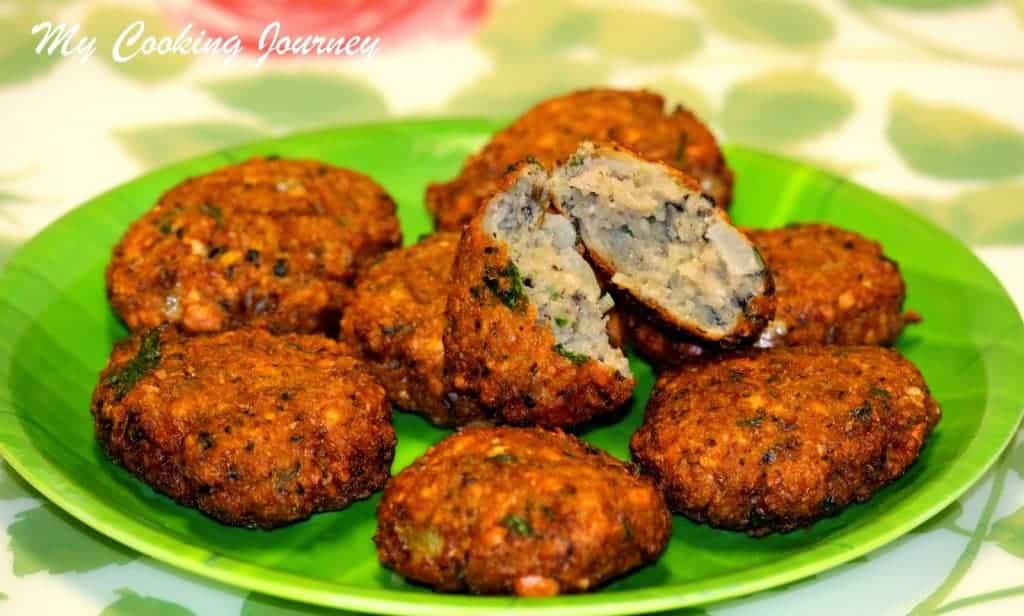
[550,141,775,343]
[483,164,630,375]
[631,346,940,535]
[91,328,395,528]
[427,88,733,231]
[628,223,913,366]
[341,232,485,427]
[445,164,634,428]
[375,426,671,596]
[108,157,402,335]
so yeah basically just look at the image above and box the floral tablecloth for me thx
[1,0,1022,614]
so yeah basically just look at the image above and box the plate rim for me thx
[1,117,1022,615]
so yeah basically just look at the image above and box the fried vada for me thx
[341,232,485,427]
[630,345,940,535]
[108,157,401,334]
[444,161,633,428]
[375,426,671,596]
[549,141,775,344]
[91,327,395,528]
[627,223,914,366]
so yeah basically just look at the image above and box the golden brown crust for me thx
[91,328,395,528]
[628,223,911,366]
[630,346,940,535]
[427,88,732,231]
[375,427,671,595]
[748,224,910,346]
[624,307,711,366]
[107,157,402,335]
[443,174,634,428]
[341,232,485,427]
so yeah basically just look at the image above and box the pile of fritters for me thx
[92,88,940,598]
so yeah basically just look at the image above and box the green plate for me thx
[1,119,1022,615]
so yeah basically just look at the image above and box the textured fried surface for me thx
[628,223,911,366]
[631,346,940,535]
[375,427,671,596]
[748,224,910,346]
[444,170,634,428]
[108,157,401,335]
[427,88,732,231]
[91,328,395,528]
[342,232,485,427]
[624,307,711,367]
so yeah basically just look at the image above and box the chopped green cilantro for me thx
[487,453,518,464]
[200,202,223,227]
[483,261,525,310]
[104,329,162,399]
[501,514,533,537]
[850,403,873,421]
[554,343,589,365]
